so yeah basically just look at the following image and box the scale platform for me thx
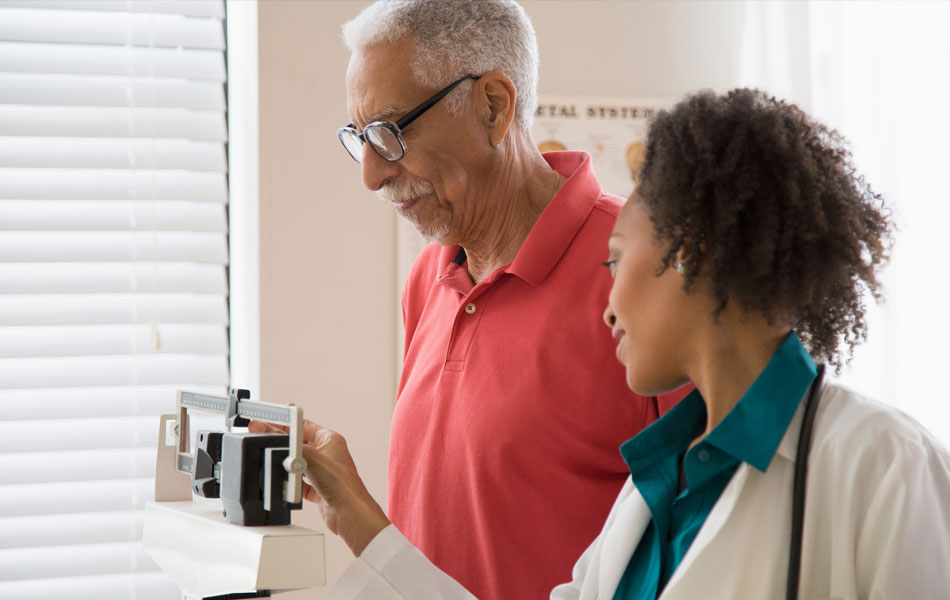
[144,500,325,599]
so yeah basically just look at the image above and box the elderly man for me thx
[332,1,686,598]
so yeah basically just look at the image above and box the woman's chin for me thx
[625,370,653,397]
[626,369,686,398]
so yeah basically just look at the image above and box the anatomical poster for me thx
[533,95,672,199]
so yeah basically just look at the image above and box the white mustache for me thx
[376,178,434,203]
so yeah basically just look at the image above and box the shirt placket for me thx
[443,289,487,372]
[437,262,502,373]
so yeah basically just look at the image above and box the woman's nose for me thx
[603,305,617,328]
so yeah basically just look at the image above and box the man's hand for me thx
[248,419,390,556]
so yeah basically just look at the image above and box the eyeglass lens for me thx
[340,129,364,162]
[365,126,402,160]
[339,124,404,164]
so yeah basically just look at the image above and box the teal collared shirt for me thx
[613,332,817,600]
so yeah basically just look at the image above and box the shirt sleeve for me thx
[330,525,478,600]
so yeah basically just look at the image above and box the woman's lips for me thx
[611,328,625,360]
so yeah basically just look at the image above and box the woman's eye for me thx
[601,259,617,276]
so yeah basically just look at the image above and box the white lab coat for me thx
[331,384,950,599]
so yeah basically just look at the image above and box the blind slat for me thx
[0,384,225,420]
[0,8,225,49]
[0,263,228,294]
[0,0,225,19]
[0,417,164,453]
[0,293,228,326]
[0,571,181,600]
[0,106,227,140]
[0,73,225,110]
[0,511,144,549]
[0,324,228,358]
[0,542,160,581]
[0,572,180,600]
[0,478,155,516]
[0,168,227,201]
[0,231,228,263]
[0,448,156,484]
[0,41,226,80]
[0,200,227,232]
[0,136,227,171]
[0,355,229,389]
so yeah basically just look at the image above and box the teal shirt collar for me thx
[706,332,817,471]
[621,331,817,473]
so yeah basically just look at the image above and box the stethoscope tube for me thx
[786,364,826,600]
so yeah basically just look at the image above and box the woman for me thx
[267,89,950,598]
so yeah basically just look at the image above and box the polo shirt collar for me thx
[705,331,817,472]
[507,151,603,285]
[435,151,605,287]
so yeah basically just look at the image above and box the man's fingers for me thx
[302,419,333,443]
[247,418,331,446]
[302,481,320,503]
[247,420,287,434]
[301,443,328,468]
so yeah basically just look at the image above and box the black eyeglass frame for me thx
[337,74,481,164]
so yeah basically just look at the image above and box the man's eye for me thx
[601,259,617,276]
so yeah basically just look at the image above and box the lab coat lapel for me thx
[598,486,652,596]
[660,396,810,597]
[661,463,752,595]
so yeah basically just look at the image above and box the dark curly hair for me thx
[636,88,894,371]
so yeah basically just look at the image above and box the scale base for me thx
[143,500,325,599]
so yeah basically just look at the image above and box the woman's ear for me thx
[475,70,516,146]
[674,248,688,275]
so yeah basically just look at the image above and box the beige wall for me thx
[258,2,382,597]
[524,0,743,99]
[257,1,742,596]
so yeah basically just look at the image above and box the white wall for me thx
[256,1,743,596]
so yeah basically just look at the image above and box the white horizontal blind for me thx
[0,1,229,599]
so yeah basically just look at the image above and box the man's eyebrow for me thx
[358,103,402,126]
[608,232,623,240]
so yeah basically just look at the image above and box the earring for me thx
[675,262,685,274]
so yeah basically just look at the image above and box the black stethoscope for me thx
[785,363,826,600]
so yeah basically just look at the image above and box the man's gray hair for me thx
[342,0,539,131]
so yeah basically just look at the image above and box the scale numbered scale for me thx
[143,389,325,600]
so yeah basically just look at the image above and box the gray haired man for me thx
[321,1,686,597]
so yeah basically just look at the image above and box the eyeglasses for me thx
[337,74,480,164]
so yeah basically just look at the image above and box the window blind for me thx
[0,1,230,598]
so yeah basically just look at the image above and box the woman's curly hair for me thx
[636,88,894,371]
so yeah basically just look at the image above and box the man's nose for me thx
[360,144,401,192]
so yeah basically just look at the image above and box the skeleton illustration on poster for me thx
[532,95,672,199]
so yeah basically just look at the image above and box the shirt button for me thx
[697,449,711,462]
[464,302,477,315]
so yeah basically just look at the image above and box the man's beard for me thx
[377,178,450,243]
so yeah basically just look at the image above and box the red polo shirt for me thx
[389,151,689,600]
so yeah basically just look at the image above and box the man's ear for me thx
[475,70,516,146]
